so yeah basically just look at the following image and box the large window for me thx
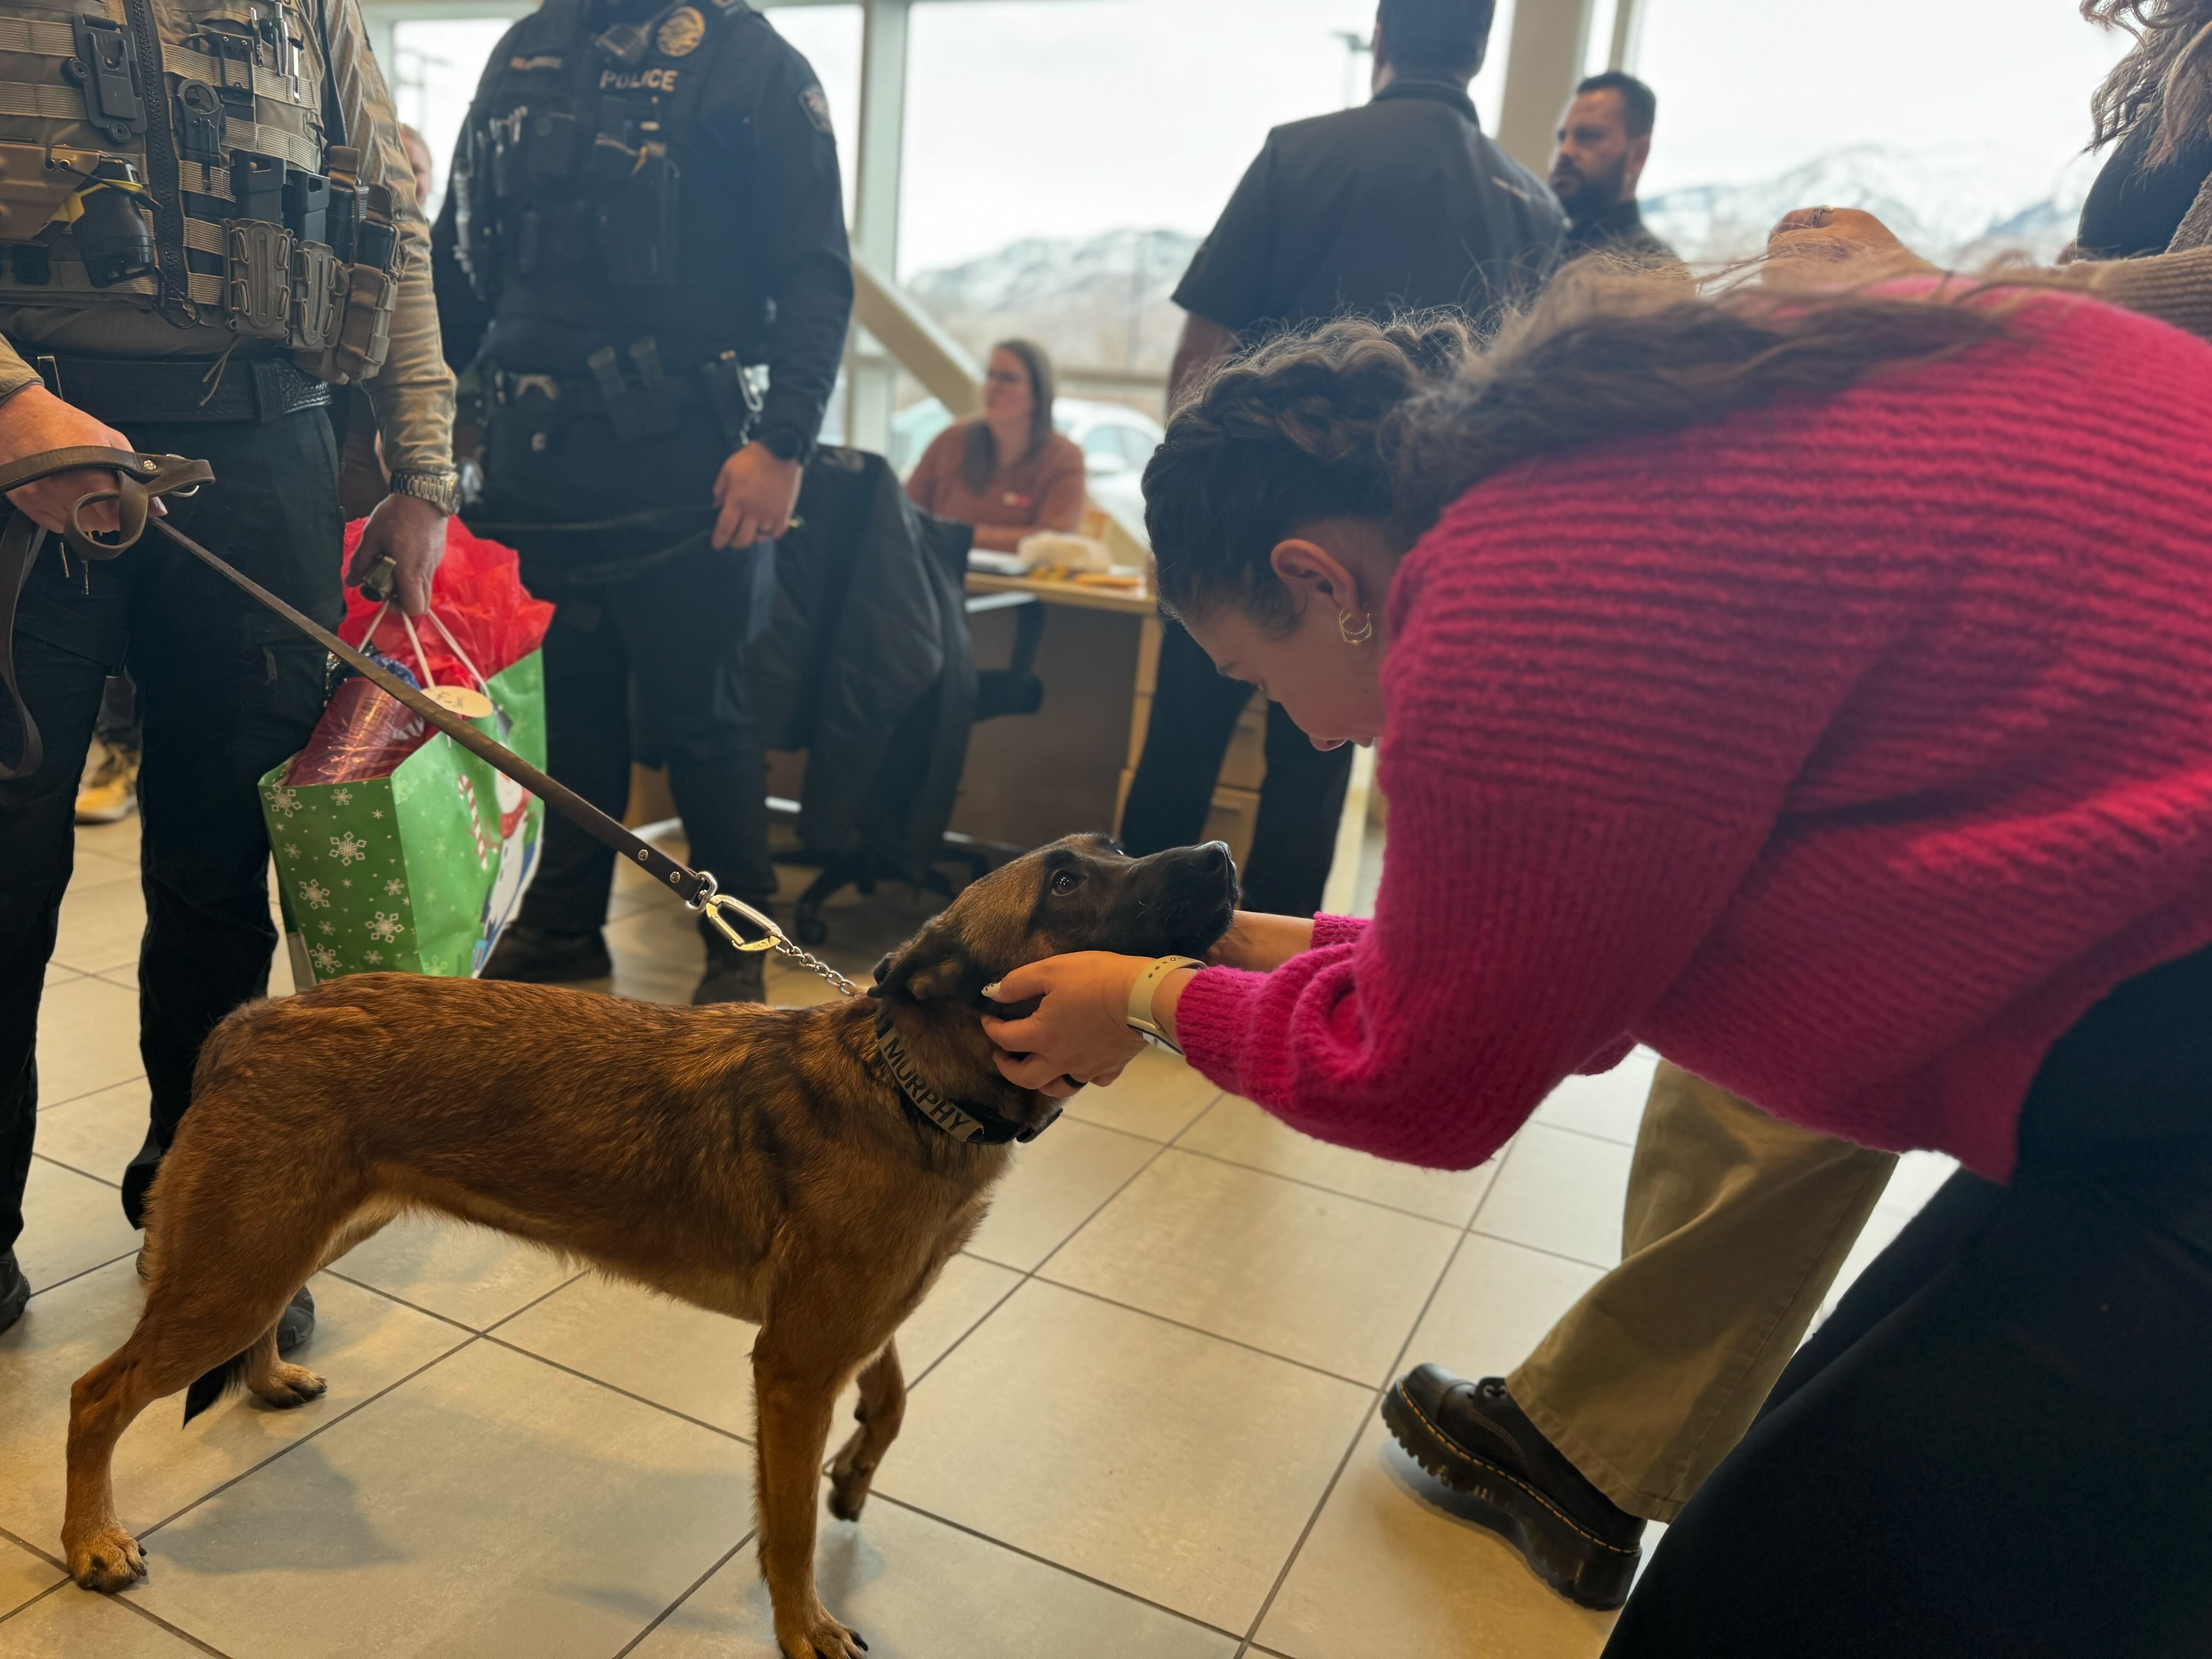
[1632,0,2131,264]
[896,0,1517,388]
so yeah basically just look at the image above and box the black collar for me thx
[872,1010,1051,1146]
[1372,77,1479,124]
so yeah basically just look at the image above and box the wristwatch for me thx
[1126,955,1203,1054]
[756,424,815,465]
[388,468,462,516]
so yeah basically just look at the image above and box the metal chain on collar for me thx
[693,881,861,999]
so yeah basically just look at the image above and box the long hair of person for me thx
[1142,261,2034,630]
[961,338,1057,492]
[2085,0,2212,164]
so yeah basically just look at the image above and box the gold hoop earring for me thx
[1338,609,1374,645]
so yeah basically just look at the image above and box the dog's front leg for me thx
[752,1336,866,1659]
[828,1338,905,1523]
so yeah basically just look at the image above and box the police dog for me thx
[60,835,1236,1659]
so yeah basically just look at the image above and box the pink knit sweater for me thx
[1173,295,2212,1180]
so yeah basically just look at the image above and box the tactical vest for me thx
[0,0,400,379]
[452,0,763,363]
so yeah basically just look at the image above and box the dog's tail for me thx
[181,1351,250,1426]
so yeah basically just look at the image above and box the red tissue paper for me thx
[285,519,554,786]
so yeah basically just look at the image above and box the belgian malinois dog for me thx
[60,835,1237,1659]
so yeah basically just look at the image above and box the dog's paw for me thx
[250,1362,327,1409]
[825,1471,871,1524]
[67,1524,145,1592]
[778,1604,868,1658]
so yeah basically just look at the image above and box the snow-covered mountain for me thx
[1644,141,2101,266]
[896,142,2103,376]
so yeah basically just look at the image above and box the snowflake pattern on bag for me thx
[368,912,405,943]
[329,832,369,865]
[268,787,302,817]
[299,880,331,909]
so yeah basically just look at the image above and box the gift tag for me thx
[426,685,495,720]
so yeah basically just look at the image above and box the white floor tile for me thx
[0,1261,465,1551]
[1177,1095,1501,1224]
[328,1210,581,1330]
[0,1586,211,1657]
[32,978,144,1108]
[1255,1419,1616,1659]
[631,1490,1237,1659]
[1532,1048,1659,1146]
[15,1160,138,1299]
[2,1532,63,1617]
[1472,1125,1634,1269]
[1403,1234,1609,1383]
[31,1081,149,1190]
[496,1252,1021,1441]
[48,875,146,978]
[1043,1150,1459,1382]
[879,1280,1370,1633]
[1061,1044,1221,1142]
[963,1119,1158,1271]
[128,1341,755,1659]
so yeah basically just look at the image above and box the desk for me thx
[952,571,1271,863]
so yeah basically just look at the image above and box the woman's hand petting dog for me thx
[982,951,1158,1094]
[1207,909,1315,973]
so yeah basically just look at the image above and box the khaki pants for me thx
[1507,1062,1896,1523]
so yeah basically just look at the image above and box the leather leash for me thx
[0,445,853,986]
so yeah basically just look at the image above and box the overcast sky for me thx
[398,0,2136,277]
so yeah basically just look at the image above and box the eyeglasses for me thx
[984,368,1029,387]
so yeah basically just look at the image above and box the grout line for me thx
[113,1594,239,1658]
[1462,1131,1526,1235]
[22,1244,139,1301]
[1528,1116,1640,1151]
[32,1072,148,1114]
[137,1337,484,1545]
[1233,1226,1479,1653]
[478,1334,756,1448]
[29,1148,122,1191]
[1150,1138,1487,1230]
[608,1527,760,1659]
[1463,1225,1619,1275]
[864,1492,1250,1647]
[1024,1277,1384,1393]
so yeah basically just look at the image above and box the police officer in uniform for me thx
[437,0,852,1005]
[0,0,456,1337]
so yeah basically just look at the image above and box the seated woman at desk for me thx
[907,339,1087,550]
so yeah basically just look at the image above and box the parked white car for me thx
[890,396,1166,546]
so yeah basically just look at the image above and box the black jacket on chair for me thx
[749,449,977,875]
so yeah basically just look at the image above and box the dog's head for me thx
[871,836,1239,1136]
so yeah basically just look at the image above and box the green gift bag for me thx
[261,647,546,987]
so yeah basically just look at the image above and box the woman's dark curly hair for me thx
[1144,263,2021,631]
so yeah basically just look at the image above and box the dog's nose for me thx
[1198,840,1231,872]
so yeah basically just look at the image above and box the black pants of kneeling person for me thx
[0,411,341,1254]
[1118,621,1353,916]
[1604,943,2212,1658]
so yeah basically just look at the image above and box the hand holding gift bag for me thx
[259,520,555,984]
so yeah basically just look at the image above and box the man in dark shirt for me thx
[1119,0,1562,917]
[1553,71,1676,263]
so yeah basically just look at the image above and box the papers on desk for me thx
[967,548,1040,576]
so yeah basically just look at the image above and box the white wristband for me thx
[1126,956,1202,1054]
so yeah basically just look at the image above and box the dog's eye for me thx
[1050,870,1081,896]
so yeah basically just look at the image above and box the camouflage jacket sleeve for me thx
[0,336,39,402]
[323,0,455,482]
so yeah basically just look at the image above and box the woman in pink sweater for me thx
[983,282,2212,1653]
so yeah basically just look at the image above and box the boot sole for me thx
[1381,1382,1639,1610]
[482,951,613,985]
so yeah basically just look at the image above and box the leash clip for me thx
[688,872,781,955]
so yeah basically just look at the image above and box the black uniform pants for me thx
[515,537,775,938]
[1,410,341,1255]
[1604,943,2212,1658]
[1118,620,1353,917]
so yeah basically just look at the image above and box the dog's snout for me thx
[1198,840,1230,873]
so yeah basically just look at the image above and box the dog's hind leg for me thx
[826,1338,905,1524]
[753,1321,870,1659]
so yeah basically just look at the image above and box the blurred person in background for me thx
[73,674,139,825]
[905,340,1085,550]
[1553,71,1675,262]
[1119,0,1563,919]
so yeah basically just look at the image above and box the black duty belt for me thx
[32,354,333,427]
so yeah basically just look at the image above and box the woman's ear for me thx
[1269,536,1364,619]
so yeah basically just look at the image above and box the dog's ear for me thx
[875,927,974,1005]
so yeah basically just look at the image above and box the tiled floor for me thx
[4,816,1955,1658]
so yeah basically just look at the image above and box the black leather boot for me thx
[692,947,766,1005]
[0,1248,28,1334]
[481,924,612,984]
[1383,1365,1645,1608]
[277,1285,316,1354]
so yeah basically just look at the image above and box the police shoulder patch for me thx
[800,82,832,134]
[655,5,706,56]
[510,52,563,70]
